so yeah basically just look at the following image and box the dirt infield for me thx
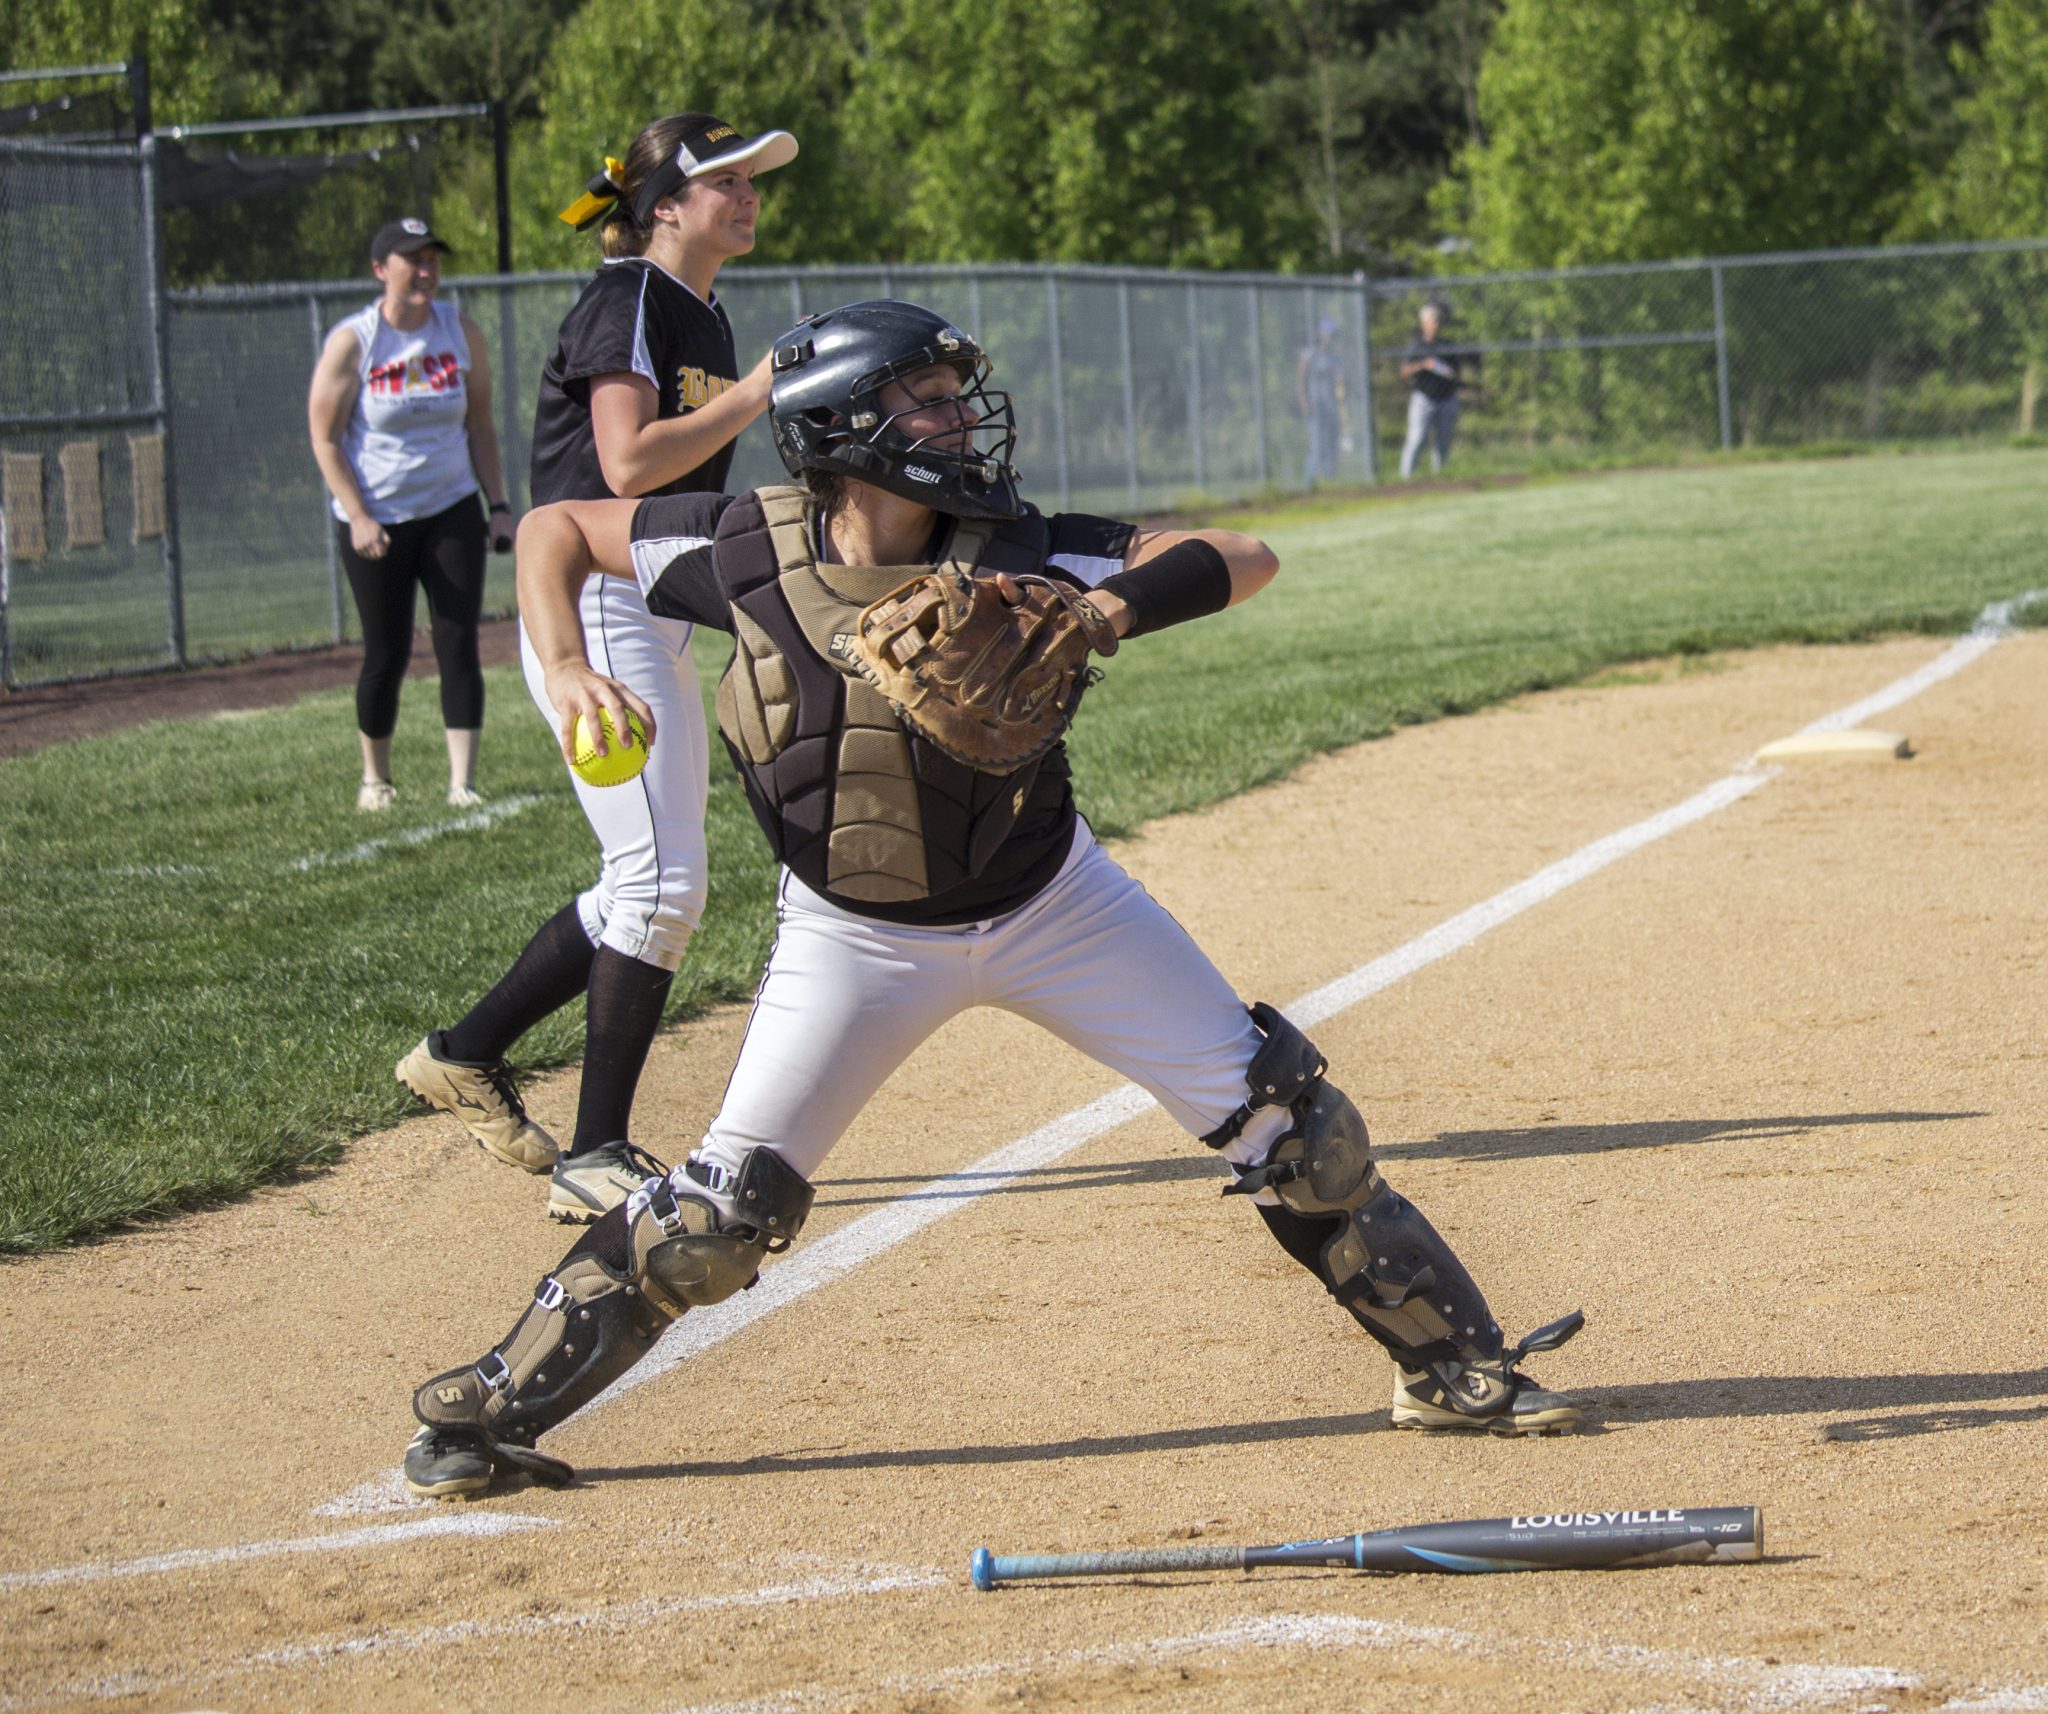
[4,627,2045,1712]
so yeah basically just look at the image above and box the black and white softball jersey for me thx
[528,258,741,505]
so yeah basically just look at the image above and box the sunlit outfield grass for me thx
[2,446,2043,1251]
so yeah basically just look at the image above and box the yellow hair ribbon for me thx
[558,155,628,230]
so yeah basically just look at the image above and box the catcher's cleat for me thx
[409,1149,815,1469]
[403,1424,574,1500]
[1391,1367,1582,1437]
[396,1031,559,1174]
[1389,1310,1586,1436]
[548,1140,670,1224]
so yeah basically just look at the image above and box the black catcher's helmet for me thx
[768,300,1023,521]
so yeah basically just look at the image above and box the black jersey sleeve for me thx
[1043,512,1138,586]
[630,493,735,628]
[554,267,659,388]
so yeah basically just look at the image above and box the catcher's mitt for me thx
[845,570,1119,772]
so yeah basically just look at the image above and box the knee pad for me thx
[1214,1003,1504,1373]
[633,1146,815,1312]
[413,1147,815,1449]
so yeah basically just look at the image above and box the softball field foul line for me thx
[313,593,2039,1523]
[1,1567,942,1710]
[0,1512,555,1594]
[291,792,546,870]
[664,1608,2020,1714]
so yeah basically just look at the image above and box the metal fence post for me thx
[1116,276,1140,512]
[1247,285,1269,489]
[139,133,186,668]
[310,292,345,642]
[1711,261,1733,451]
[1,509,13,690]
[1185,281,1206,494]
[1045,273,1071,510]
[966,272,983,339]
[1353,272,1379,481]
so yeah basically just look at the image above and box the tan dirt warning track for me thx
[3,632,2045,1712]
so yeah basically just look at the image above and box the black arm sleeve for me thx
[1093,538,1233,638]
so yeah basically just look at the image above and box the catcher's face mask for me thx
[770,300,1026,521]
[860,357,1019,504]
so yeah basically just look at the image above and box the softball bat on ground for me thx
[971,1506,1761,1589]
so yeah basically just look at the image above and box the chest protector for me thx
[711,486,1062,906]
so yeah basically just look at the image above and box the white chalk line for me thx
[102,791,550,883]
[0,1511,554,1594]
[664,1608,2012,1714]
[292,792,546,870]
[0,1562,941,1711]
[317,592,2042,1524]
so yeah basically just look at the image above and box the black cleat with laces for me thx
[403,1424,576,1500]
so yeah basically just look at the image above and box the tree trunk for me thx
[2020,358,2041,437]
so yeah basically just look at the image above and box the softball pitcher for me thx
[396,112,795,1224]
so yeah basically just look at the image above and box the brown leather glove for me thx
[846,570,1119,772]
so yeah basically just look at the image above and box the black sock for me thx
[1254,1201,1341,1278]
[441,903,597,1064]
[568,947,675,1155]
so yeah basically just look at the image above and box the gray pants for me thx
[1401,391,1460,477]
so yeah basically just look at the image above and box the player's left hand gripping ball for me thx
[570,709,651,788]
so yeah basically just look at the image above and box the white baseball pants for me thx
[688,824,1294,1190]
[520,575,710,972]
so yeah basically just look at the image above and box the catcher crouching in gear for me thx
[403,299,1583,1499]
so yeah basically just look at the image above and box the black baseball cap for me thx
[370,216,453,264]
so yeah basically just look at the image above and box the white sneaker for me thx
[395,1032,559,1173]
[447,783,485,808]
[548,1140,671,1224]
[357,780,398,812]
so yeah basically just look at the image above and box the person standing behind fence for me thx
[395,112,797,1226]
[1297,316,1349,483]
[1398,299,1463,479]
[308,217,515,811]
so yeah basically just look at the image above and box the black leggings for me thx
[339,495,488,738]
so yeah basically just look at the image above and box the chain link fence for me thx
[0,136,182,689]
[5,186,2046,685]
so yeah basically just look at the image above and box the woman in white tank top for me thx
[308,218,515,810]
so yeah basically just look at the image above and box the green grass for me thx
[3,447,2045,1251]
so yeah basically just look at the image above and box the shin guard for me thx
[412,1147,815,1471]
[1222,1003,1582,1423]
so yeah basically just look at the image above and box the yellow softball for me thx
[569,709,650,788]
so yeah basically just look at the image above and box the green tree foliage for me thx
[847,0,1271,267]
[1449,0,1912,267]
[1907,0,2048,238]
[1256,0,1499,270]
[0,0,242,120]
[521,0,875,269]
[1899,0,2048,430]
